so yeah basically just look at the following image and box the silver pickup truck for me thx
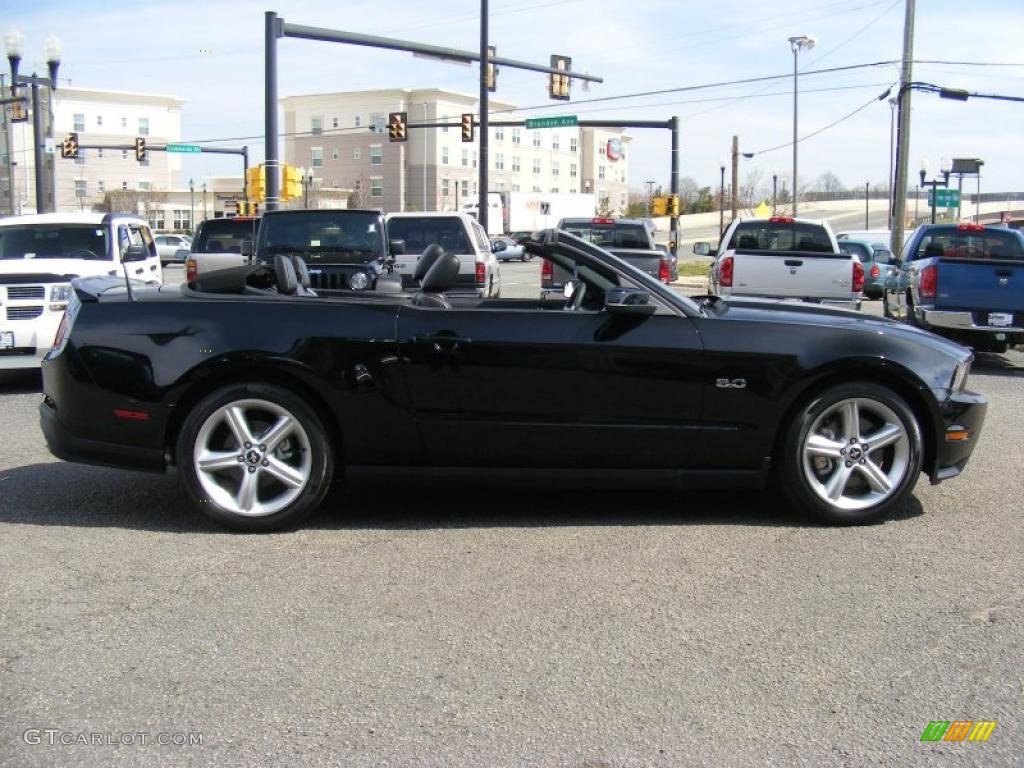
[696,216,863,309]
[182,216,260,282]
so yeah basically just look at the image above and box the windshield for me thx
[911,227,1024,262]
[194,219,258,254]
[559,221,651,249]
[258,212,384,258]
[729,222,833,252]
[386,217,471,254]
[0,224,110,260]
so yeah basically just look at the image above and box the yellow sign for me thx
[755,200,772,218]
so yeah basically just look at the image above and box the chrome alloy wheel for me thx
[800,397,911,512]
[193,398,312,517]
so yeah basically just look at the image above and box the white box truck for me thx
[462,191,596,236]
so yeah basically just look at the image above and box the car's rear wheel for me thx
[176,383,333,531]
[780,383,922,525]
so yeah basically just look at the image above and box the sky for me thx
[7,0,1023,196]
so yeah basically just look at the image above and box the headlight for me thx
[49,284,72,310]
[348,271,369,291]
[951,357,972,392]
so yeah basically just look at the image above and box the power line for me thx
[748,94,883,155]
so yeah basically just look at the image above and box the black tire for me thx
[175,382,334,531]
[882,289,893,319]
[779,382,923,525]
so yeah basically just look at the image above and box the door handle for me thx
[994,269,1013,277]
[134,267,144,274]
[784,259,803,267]
[413,334,472,353]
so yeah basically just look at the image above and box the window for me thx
[532,132,541,148]
[140,152,149,167]
[97,148,104,159]
[369,113,385,134]
[150,210,165,230]
[511,184,520,192]
[370,144,382,165]
[461,179,469,198]
[551,187,559,194]
[461,149,469,167]
[441,115,449,133]
[311,116,323,135]
[138,117,149,136]
[570,137,578,153]
[512,128,521,145]
[98,180,105,192]
[73,113,85,132]
[75,149,86,166]
[74,180,87,198]
[511,156,521,173]
[172,209,191,230]
[441,178,450,197]
[598,165,606,180]
[532,185,542,193]
[311,147,323,167]
[570,163,577,178]
[120,116,127,128]
[332,117,338,128]
[353,147,361,160]
[354,115,361,127]
[96,115,103,127]
[599,144,606,156]
[442,147,449,165]
[532,159,541,175]
[472,152,477,169]
[370,176,383,197]
[122,181,128,191]
[386,216,471,254]
[495,153,504,170]
[495,126,504,141]
[139,180,150,191]
[332,148,339,160]
[552,160,560,177]
[122,150,128,160]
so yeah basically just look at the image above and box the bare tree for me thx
[816,172,845,195]
[679,176,699,210]
[738,169,766,215]
[347,173,372,209]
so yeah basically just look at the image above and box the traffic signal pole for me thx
[479,0,490,231]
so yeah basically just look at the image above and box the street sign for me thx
[928,188,960,208]
[165,143,202,154]
[525,115,578,129]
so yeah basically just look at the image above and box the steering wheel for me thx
[68,249,99,259]
[565,280,587,312]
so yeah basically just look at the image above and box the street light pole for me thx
[772,170,778,215]
[788,34,816,217]
[202,182,208,223]
[719,159,726,236]
[919,157,951,224]
[645,179,656,216]
[189,178,195,235]
[865,181,871,229]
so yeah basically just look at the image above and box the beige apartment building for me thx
[281,88,631,216]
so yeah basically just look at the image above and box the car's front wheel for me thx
[176,383,334,531]
[780,383,923,525]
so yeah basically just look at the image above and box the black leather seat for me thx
[412,252,460,309]
[273,255,298,296]
[289,254,317,296]
[737,235,759,249]
[414,244,446,285]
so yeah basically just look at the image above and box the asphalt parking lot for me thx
[1,267,1021,766]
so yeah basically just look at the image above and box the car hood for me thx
[718,297,971,361]
[0,258,119,281]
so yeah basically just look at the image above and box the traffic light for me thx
[461,113,474,143]
[246,165,266,202]
[667,194,680,217]
[60,132,79,159]
[388,111,408,142]
[486,45,497,92]
[134,137,146,162]
[651,197,668,216]
[282,164,303,202]
[548,55,571,100]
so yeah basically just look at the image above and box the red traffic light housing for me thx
[461,113,474,143]
[134,136,146,162]
[388,111,407,142]
[61,132,79,159]
[549,54,571,101]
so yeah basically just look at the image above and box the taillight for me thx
[769,216,795,224]
[186,258,198,282]
[541,259,553,281]
[870,264,880,279]
[719,256,734,287]
[957,223,985,232]
[852,259,865,293]
[51,311,70,351]
[475,261,486,285]
[658,258,670,283]
[919,264,938,299]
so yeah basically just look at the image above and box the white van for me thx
[0,212,162,369]
[385,211,501,298]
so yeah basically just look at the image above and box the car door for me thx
[396,300,704,469]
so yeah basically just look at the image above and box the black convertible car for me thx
[40,230,986,531]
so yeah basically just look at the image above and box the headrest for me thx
[420,253,460,293]
[414,244,446,283]
[273,254,298,296]
[289,254,311,288]
[207,239,224,251]
[738,235,758,249]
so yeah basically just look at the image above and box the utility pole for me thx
[644,179,656,216]
[890,0,916,256]
[731,134,739,220]
[865,181,870,229]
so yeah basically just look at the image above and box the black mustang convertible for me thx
[40,230,986,531]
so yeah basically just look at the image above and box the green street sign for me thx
[165,143,202,154]
[928,188,960,208]
[525,115,578,129]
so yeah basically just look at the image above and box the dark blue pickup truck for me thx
[884,223,1024,353]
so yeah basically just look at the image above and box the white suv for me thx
[385,211,501,298]
[0,212,162,369]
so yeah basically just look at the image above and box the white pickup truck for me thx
[696,216,863,309]
[0,212,162,369]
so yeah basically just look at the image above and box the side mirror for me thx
[692,242,712,256]
[122,244,148,262]
[605,286,656,316]
[240,238,253,258]
[388,239,405,256]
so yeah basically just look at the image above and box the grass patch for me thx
[676,261,712,277]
